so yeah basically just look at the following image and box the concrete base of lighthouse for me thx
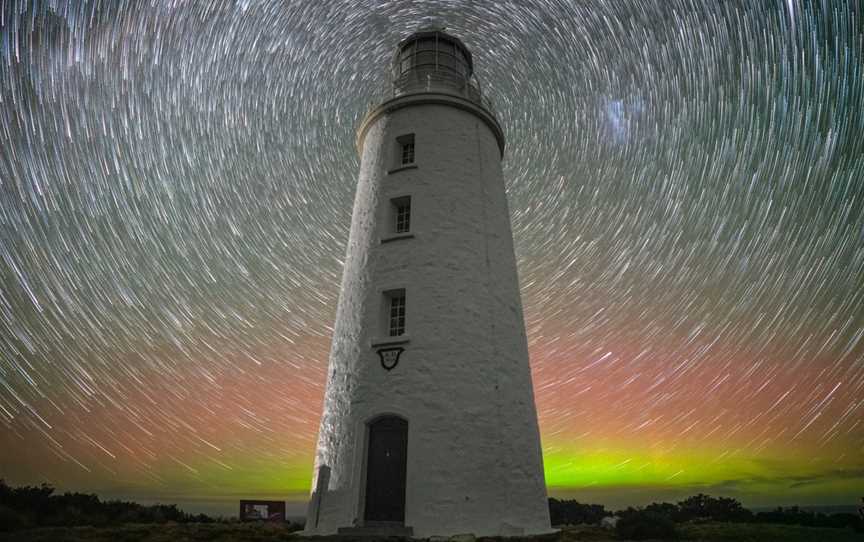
[337,523,415,537]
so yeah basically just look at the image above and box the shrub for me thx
[548,497,610,525]
[0,504,30,531]
[616,508,678,540]
[676,493,753,523]
[754,506,863,530]
[643,501,679,521]
[0,479,223,530]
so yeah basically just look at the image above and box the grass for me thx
[1,521,861,541]
[0,522,299,542]
[676,521,863,541]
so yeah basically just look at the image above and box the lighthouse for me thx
[305,29,551,537]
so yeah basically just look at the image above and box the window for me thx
[372,289,410,345]
[401,142,415,165]
[384,289,406,337]
[392,196,411,234]
[381,196,414,244]
[389,134,417,173]
[397,134,415,165]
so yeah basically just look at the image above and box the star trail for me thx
[1,0,862,516]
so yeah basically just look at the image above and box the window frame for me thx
[396,133,415,167]
[393,196,411,234]
[380,194,414,244]
[383,288,406,337]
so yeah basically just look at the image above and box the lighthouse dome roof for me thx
[391,28,474,83]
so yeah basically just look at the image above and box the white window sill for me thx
[371,335,410,347]
[388,163,417,174]
[380,233,415,244]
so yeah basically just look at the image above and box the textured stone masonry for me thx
[306,92,551,538]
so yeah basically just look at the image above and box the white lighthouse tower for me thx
[305,29,551,538]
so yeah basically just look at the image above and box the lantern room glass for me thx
[392,33,472,86]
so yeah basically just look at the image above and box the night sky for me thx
[1,0,862,517]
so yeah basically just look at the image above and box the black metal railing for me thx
[367,71,497,118]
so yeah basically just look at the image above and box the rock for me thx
[601,516,619,529]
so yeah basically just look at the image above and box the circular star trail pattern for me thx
[1,0,862,514]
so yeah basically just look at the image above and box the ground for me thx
[1,522,861,542]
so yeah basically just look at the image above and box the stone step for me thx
[337,523,414,537]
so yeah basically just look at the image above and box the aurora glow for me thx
[1,0,862,517]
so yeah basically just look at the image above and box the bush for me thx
[0,504,30,531]
[548,497,610,525]
[643,501,679,521]
[676,493,753,523]
[616,508,678,540]
[754,506,863,530]
[0,480,223,530]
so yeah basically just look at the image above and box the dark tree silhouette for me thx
[0,480,216,531]
[547,497,611,525]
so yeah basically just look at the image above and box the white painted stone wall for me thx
[305,93,551,538]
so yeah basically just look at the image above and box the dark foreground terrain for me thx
[1,522,862,542]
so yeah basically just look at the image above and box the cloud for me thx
[784,468,864,489]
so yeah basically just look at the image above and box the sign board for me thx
[239,500,286,522]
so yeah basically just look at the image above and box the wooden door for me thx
[363,416,408,523]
